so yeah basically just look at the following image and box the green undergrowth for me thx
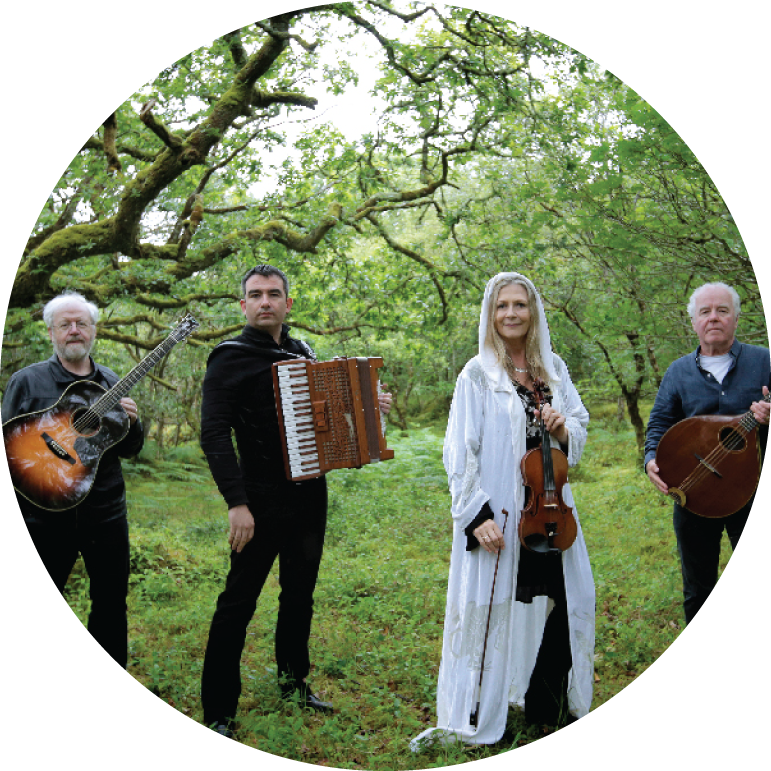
[62,407,733,768]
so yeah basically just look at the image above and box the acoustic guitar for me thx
[3,314,199,511]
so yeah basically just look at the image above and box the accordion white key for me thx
[272,356,395,481]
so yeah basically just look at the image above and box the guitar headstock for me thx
[172,313,200,341]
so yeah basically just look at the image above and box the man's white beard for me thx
[54,338,93,363]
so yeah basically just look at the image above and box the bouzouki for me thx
[655,391,770,518]
[3,314,199,511]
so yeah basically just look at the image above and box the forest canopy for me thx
[2,1,765,452]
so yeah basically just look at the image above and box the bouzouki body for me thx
[656,413,762,518]
[4,381,129,511]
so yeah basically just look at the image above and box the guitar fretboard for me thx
[72,316,198,432]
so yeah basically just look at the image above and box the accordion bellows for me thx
[272,357,395,481]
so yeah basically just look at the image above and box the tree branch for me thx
[139,100,184,150]
[102,112,122,174]
[82,136,157,163]
[255,20,319,52]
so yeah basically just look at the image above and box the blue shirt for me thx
[644,338,770,468]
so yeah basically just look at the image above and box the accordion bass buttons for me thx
[312,401,329,432]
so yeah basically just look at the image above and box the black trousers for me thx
[673,501,750,625]
[517,547,572,726]
[524,597,572,725]
[201,477,327,726]
[24,510,130,668]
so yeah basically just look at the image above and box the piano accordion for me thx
[272,357,395,481]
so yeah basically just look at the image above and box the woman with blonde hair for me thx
[412,272,594,747]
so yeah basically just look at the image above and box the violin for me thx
[518,377,577,553]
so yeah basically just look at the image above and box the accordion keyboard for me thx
[273,356,394,481]
[275,362,322,478]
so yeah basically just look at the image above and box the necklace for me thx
[505,353,530,376]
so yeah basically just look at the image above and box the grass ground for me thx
[63,404,732,768]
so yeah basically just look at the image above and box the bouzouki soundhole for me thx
[718,426,746,453]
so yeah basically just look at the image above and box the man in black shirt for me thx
[2,291,143,667]
[199,265,390,737]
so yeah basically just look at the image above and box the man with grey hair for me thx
[644,282,770,624]
[2,291,143,666]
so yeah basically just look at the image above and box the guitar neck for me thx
[89,326,191,418]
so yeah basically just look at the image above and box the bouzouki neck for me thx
[736,391,771,436]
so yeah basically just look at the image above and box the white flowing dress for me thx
[411,351,595,748]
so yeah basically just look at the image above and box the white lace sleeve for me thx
[443,362,491,529]
[554,356,589,467]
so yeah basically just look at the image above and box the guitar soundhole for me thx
[719,426,746,453]
[71,407,101,437]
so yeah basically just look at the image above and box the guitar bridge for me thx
[42,433,76,465]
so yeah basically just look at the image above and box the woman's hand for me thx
[535,404,568,445]
[473,519,505,554]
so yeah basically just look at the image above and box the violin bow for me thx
[469,507,510,728]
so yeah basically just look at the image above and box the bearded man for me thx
[2,291,143,666]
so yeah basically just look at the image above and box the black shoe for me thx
[281,682,333,714]
[211,723,234,739]
[304,689,333,714]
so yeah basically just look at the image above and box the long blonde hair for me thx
[485,277,548,383]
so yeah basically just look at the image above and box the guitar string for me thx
[71,334,183,433]
[50,320,196,443]
[674,426,748,495]
[676,423,751,492]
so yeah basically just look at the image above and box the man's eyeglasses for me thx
[54,320,94,331]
